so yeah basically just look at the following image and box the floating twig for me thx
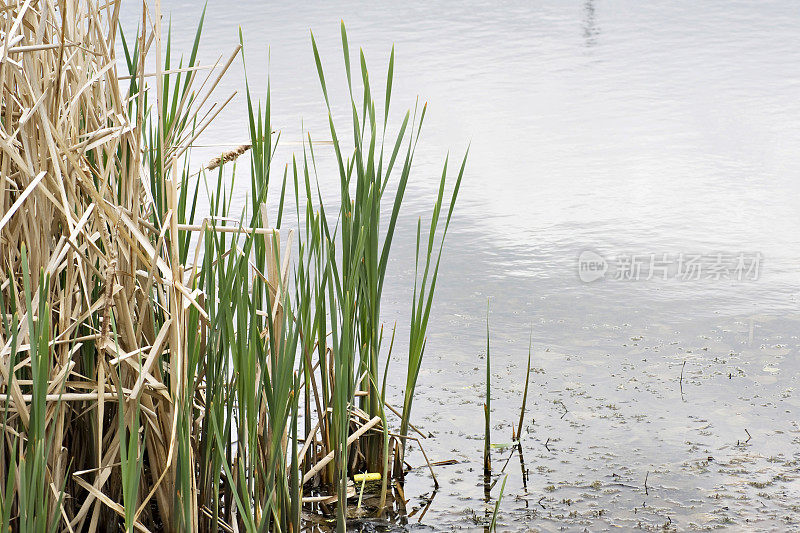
[557,400,568,419]
[417,489,437,523]
[429,459,458,467]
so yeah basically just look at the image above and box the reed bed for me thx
[0,1,465,531]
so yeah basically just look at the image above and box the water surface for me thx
[121,1,800,530]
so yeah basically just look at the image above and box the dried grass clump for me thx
[0,1,254,530]
[0,1,465,532]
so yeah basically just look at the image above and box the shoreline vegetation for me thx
[0,1,472,531]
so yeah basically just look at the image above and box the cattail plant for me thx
[0,2,465,531]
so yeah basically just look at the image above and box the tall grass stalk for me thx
[515,332,533,442]
[489,475,507,532]
[309,20,466,503]
[400,151,467,452]
[484,303,492,475]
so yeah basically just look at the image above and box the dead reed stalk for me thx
[0,1,261,530]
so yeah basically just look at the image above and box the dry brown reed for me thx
[0,1,263,530]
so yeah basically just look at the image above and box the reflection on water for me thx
[583,1,599,47]
[121,1,800,529]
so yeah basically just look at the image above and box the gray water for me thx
[121,1,800,530]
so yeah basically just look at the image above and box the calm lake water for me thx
[121,1,800,530]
